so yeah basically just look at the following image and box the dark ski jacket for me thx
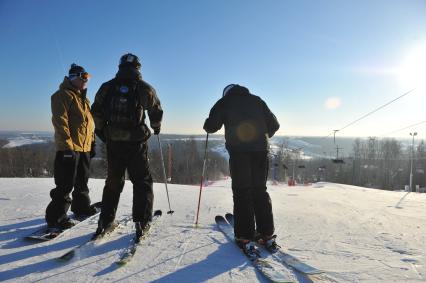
[203,85,280,152]
[91,66,163,142]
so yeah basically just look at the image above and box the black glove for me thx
[153,127,160,135]
[95,128,106,143]
[90,142,96,158]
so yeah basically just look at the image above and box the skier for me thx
[46,63,97,230]
[203,84,280,255]
[91,53,163,238]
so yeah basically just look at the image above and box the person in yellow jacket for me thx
[45,64,97,230]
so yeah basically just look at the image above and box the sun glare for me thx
[398,44,426,89]
[325,97,341,110]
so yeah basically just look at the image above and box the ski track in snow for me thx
[1,178,426,282]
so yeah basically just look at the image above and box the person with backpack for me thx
[46,63,97,230]
[203,84,280,257]
[91,53,163,238]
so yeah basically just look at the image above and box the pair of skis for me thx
[216,213,327,283]
[57,210,162,265]
[116,210,162,266]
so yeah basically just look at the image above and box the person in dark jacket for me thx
[91,53,163,237]
[203,84,280,254]
[46,64,97,230]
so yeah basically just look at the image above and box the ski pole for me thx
[195,133,209,227]
[157,134,174,214]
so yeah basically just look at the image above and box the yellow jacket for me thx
[51,77,95,152]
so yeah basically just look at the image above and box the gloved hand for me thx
[95,128,106,143]
[90,142,96,158]
[153,127,160,135]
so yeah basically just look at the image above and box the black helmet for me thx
[119,53,141,69]
[222,84,249,97]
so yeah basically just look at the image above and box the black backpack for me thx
[104,80,144,129]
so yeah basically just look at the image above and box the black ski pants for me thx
[99,141,153,227]
[229,150,274,240]
[45,151,92,225]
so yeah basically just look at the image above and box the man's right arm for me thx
[261,100,280,138]
[203,100,224,134]
[51,92,73,150]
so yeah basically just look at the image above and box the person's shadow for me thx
[0,217,46,248]
[103,235,265,283]
[0,233,125,282]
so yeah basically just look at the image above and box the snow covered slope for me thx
[1,178,426,282]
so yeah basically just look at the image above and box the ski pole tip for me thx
[167,210,175,215]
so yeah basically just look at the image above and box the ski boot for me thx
[236,239,260,261]
[92,220,118,240]
[135,222,151,243]
[257,234,281,253]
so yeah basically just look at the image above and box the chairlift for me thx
[298,165,306,169]
[282,164,288,170]
[332,159,345,164]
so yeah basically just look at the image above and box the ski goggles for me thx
[69,71,91,82]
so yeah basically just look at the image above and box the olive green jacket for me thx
[51,77,95,152]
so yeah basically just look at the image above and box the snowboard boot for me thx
[73,205,99,221]
[47,217,76,231]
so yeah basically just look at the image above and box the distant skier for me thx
[46,64,97,229]
[91,53,163,238]
[203,84,280,254]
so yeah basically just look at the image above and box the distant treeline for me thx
[0,137,229,186]
[270,137,426,190]
[1,136,424,190]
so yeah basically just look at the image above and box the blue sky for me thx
[1,0,426,138]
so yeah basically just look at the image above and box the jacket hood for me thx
[59,77,81,94]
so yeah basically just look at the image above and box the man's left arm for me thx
[146,87,163,135]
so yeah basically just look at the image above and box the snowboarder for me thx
[91,53,163,238]
[203,84,280,254]
[46,63,97,229]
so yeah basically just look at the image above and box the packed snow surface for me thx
[1,178,426,282]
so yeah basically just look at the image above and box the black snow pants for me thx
[229,150,274,240]
[99,141,153,227]
[45,151,92,225]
